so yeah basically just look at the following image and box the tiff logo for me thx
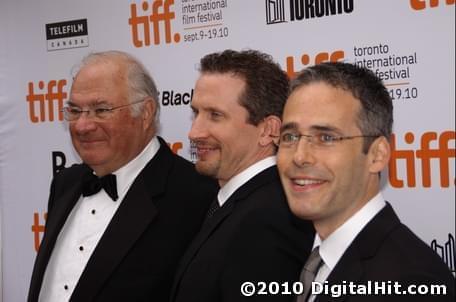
[266,0,287,24]
[285,50,345,78]
[431,234,455,273]
[167,141,183,155]
[129,0,181,47]
[410,0,455,10]
[32,212,47,252]
[389,131,455,188]
[26,80,67,123]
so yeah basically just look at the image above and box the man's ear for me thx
[368,136,391,173]
[141,97,156,131]
[259,115,281,147]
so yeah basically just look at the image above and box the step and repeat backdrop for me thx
[0,0,454,300]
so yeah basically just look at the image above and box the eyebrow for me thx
[67,100,78,107]
[280,122,342,134]
[192,104,225,114]
[280,122,299,133]
[310,125,341,133]
[67,99,109,107]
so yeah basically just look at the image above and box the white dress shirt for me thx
[39,137,160,302]
[307,193,386,302]
[217,156,276,206]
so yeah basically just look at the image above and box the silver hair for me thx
[71,50,160,127]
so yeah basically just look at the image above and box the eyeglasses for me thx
[61,100,145,121]
[278,131,380,148]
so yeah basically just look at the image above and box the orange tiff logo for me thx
[26,79,67,123]
[32,212,47,252]
[129,0,180,47]
[389,131,455,188]
[410,0,455,10]
[167,141,183,154]
[285,50,345,78]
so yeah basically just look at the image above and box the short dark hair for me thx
[199,49,289,125]
[290,62,393,153]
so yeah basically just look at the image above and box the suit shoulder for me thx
[169,152,196,172]
[166,153,218,193]
[233,176,314,248]
[53,163,89,183]
[387,224,451,269]
[239,176,290,213]
[366,223,454,286]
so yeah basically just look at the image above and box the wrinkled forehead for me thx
[70,72,129,108]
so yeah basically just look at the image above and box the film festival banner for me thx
[0,0,454,300]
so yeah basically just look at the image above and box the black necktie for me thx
[82,173,119,201]
[205,197,220,219]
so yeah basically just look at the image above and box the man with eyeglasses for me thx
[28,51,217,302]
[170,49,314,302]
[277,62,454,301]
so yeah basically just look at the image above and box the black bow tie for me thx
[82,173,119,201]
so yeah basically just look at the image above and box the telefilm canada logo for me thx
[45,19,89,51]
[265,0,354,25]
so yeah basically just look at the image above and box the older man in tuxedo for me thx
[28,50,217,302]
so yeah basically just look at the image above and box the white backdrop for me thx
[0,1,454,301]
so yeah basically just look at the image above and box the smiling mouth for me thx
[78,139,105,147]
[196,146,218,157]
[290,177,326,191]
[293,178,324,186]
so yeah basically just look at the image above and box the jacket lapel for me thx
[170,166,279,300]
[171,199,235,296]
[315,203,400,302]
[28,168,87,301]
[70,138,174,301]
[315,248,364,302]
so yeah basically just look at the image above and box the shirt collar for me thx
[217,156,276,206]
[112,136,160,197]
[315,192,386,270]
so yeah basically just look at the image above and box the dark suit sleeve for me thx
[44,166,75,226]
[45,164,83,213]
[44,178,56,219]
[220,208,309,302]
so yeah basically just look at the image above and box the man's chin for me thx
[195,161,218,178]
[80,155,106,169]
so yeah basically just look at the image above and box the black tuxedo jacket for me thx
[314,203,455,302]
[28,137,218,302]
[170,166,315,302]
